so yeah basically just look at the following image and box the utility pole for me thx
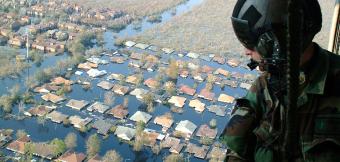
[284,0,303,161]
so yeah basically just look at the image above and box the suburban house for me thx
[189,99,206,113]
[130,88,149,100]
[107,104,128,119]
[46,111,68,123]
[154,113,174,132]
[207,105,226,117]
[112,84,130,95]
[129,111,152,124]
[217,94,235,104]
[196,124,217,139]
[97,80,114,90]
[207,147,228,162]
[114,126,136,141]
[198,89,215,101]
[185,143,210,159]
[25,105,56,117]
[144,78,159,89]
[69,115,92,129]
[6,135,31,154]
[92,119,113,135]
[87,102,109,113]
[41,93,66,103]
[66,99,90,110]
[179,85,196,96]
[175,120,197,138]
[168,96,186,108]
[56,150,86,162]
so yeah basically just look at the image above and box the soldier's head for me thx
[231,0,322,70]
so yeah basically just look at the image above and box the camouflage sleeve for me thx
[221,78,261,161]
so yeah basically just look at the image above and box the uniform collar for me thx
[304,43,329,94]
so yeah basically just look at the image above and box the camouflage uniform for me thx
[221,43,340,162]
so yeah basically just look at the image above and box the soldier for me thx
[221,0,340,161]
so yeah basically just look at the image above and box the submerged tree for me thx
[86,134,101,158]
[164,154,185,162]
[64,132,77,150]
[167,59,179,80]
[104,91,115,106]
[16,129,27,139]
[51,138,66,156]
[103,149,122,162]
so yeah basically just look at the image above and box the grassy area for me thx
[130,0,334,55]
[70,0,187,18]
[130,0,242,55]
[0,46,30,78]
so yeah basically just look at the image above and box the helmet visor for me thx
[231,17,258,50]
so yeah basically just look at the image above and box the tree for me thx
[103,150,122,162]
[142,92,154,112]
[0,95,13,113]
[24,142,34,160]
[133,121,145,151]
[123,97,129,107]
[51,138,66,156]
[167,60,179,80]
[104,91,115,106]
[164,81,176,96]
[164,154,185,162]
[86,134,101,158]
[16,129,27,139]
[209,119,217,128]
[64,133,77,149]
[37,115,46,126]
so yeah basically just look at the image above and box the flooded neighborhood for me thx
[0,0,335,162]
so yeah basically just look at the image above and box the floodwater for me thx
[0,0,257,161]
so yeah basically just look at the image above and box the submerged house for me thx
[112,84,130,95]
[240,82,252,90]
[56,150,86,162]
[114,126,136,141]
[161,48,174,54]
[196,124,217,139]
[217,94,235,104]
[69,115,92,129]
[6,135,31,154]
[179,85,196,96]
[66,99,89,110]
[87,102,109,113]
[32,142,56,160]
[154,114,174,132]
[130,88,149,100]
[185,143,210,159]
[144,78,159,89]
[207,147,228,162]
[227,58,241,67]
[87,69,107,78]
[97,81,113,90]
[214,68,230,77]
[46,111,68,123]
[77,62,98,70]
[135,43,150,50]
[107,104,128,119]
[207,105,226,117]
[175,120,197,138]
[189,99,206,113]
[168,96,186,108]
[198,89,215,101]
[41,93,66,103]
[111,56,126,64]
[51,76,73,86]
[25,105,56,117]
[124,41,136,47]
[129,111,152,124]
[33,83,61,93]
[92,119,113,135]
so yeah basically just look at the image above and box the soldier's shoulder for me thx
[322,49,340,96]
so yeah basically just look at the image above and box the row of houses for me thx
[6,135,87,162]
